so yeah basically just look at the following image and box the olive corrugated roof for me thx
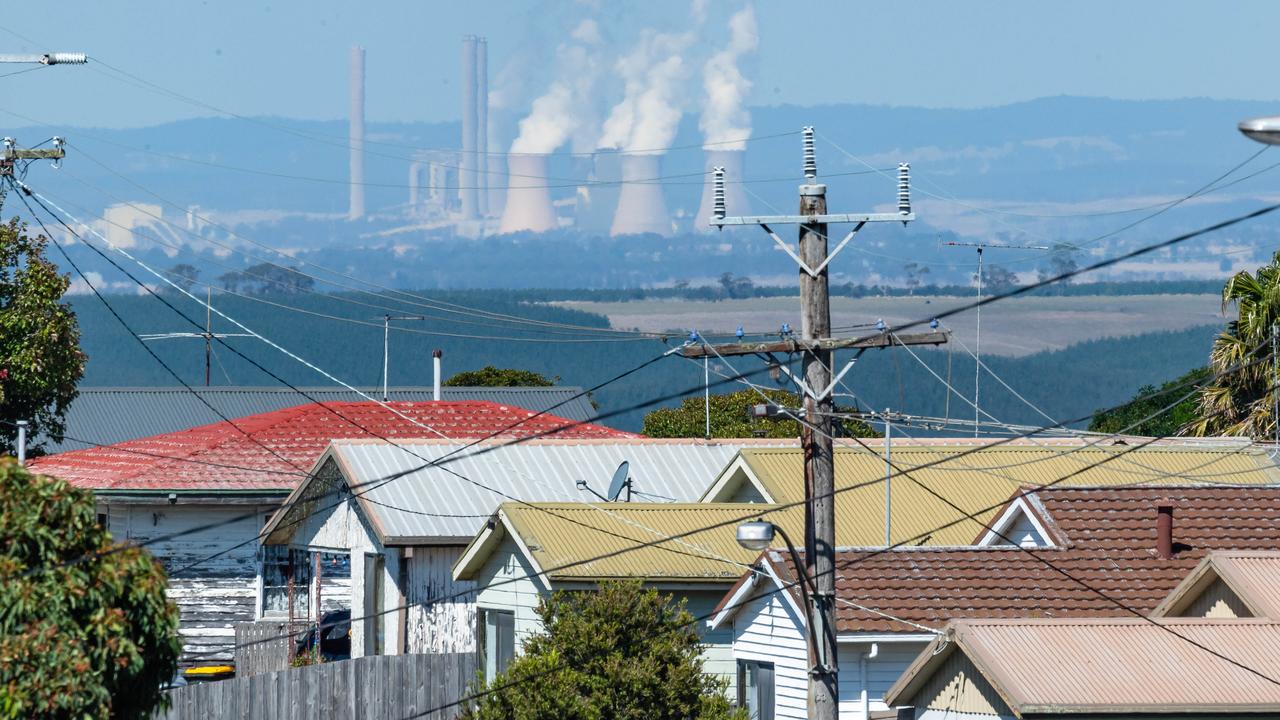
[712,440,1280,546]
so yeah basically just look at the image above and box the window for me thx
[477,608,515,681]
[261,545,311,617]
[738,660,774,720]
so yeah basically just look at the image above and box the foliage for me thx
[1186,252,1280,438]
[218,262,315,294]
[642,388,877,439]
[717,272,755,299]
[161,263,200,294]
[290,648,322,667]
[1038,243,1081,289]
[903,262,930,294]
[981,265,1020,294]
[0,219,86,455]
[1089,366,1208,436]
[0,460,181,719]
[445,366,558,387]
[460,580,743,720]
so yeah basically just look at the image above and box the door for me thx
[363,553,385,656]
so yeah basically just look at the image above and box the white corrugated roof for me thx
[330,438,796,543]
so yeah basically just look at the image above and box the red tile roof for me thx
[766,486,1280,634]
[28,401,635,492]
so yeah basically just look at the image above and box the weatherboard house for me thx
[28,399,628,666]
[709,484,1280,720]
[261,438,791,663]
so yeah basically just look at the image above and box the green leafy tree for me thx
[643,388,878,439]
[1187,252,1280,438]
[0,219,86,455]
[461,580,743,720]
[445,366,558,387]
[0,460,181,719]
[1089,366,1208,436]
[161,263,200,294]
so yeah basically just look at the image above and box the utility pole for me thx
[378,315,425,401]
[0,52,85,211]
[944,241,1046,436]
[684,127,945,720]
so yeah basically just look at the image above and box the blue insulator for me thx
[736,326,745,339]
[688,330,699,342]
[780,323,792,336]
[876,318,886,332]
[930,318,939,330]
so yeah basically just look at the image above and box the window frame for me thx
[737,659,775,720]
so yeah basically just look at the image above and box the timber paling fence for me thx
[156,653,478,720]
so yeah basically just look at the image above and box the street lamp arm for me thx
[767,522,828,674]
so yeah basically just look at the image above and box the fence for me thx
[233,621,304,678]
[157,652,478,720]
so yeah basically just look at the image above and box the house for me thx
[27,400,631,665]
[452,501,781,694]
[261,438,796,663]
[700,439,1280,545]
[884,618,1280,719]
[38,385,601,453]
[708,485,1280,720]
[1152,550,1280,619]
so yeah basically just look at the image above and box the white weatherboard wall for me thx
[729,582,931,720]
[101,501,279,665]
[278,483,402,657]
[405,545,477,653]
[731,586,809,719]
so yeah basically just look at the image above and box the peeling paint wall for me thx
[405,545,477,653]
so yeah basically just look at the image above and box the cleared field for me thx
[559,294,1225,357]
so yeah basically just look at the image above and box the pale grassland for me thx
[558,294,1225,358]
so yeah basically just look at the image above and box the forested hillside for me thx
[69,290,1221,433]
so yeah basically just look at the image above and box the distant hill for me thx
[11,96,1280,288]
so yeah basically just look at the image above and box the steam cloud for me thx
[699,6,757,150]
[509,20,605,155]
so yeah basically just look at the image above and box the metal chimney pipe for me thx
[16,420,27,465]
[1156,504,1175,559]
[460,36,479,221]
[432,349,443,401]
[476,37,489,219]
[348,46,366,221]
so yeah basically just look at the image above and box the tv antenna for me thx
[944,241,1047,436]
[575,461,632,502]
[139,287,253,386]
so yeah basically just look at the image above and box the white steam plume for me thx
[598,6,705,155]
[700,5,757,150]
[509,19,605,155]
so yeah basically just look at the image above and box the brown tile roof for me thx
[766,486,1280,634]
[886,618,1280,712]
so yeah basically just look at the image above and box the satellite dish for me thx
[606,461,631,502]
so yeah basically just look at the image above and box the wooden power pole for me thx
[686,127,945,720]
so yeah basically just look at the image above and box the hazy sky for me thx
[3,1,1280,129]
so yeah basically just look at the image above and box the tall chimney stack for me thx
[476,37,489,219]
[498,154,557,234]
[348,46,366,221]
[1156,504,1175,559]
[610,154,672,237]
[695,150,750,231]
[460,36,479,221]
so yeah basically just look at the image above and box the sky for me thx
[2,1,1280,129]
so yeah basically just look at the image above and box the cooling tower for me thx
[498,154,556,234]
[460,36,479,220]
[610,154,672,237]
[694,150,750,231]
[348,46,365,221]
[476,37,489,218]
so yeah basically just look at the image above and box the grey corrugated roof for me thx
[322,438,796,543]
[41,386,598,453]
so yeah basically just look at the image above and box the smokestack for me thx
[460,36,479,221]
[1156,504,1175,559]
[476,38,489,218]
[348,46,366,221]
[432,349,443,401]
[498,155,557,234]
[695,150,750,231]
[611,154,671,237]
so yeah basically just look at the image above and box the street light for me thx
[735,521,830,673]
[1239,116,1280,145]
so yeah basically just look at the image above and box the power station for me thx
[347,36,751,238]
